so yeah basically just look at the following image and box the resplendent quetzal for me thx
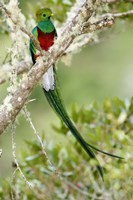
[30,8,123,179]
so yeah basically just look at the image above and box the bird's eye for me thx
[43,14,46,17]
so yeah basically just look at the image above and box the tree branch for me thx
[0,17,114,85]
[0,61,31,84]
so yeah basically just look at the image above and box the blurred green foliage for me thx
[0,97,133,199]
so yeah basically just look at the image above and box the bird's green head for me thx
[36,8,53,22]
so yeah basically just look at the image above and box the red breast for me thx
[37,27,56,51]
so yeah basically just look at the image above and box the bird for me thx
[30,8,123,179]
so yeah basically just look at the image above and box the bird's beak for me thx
[51,13,54,17]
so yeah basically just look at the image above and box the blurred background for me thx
[0,0,133,180]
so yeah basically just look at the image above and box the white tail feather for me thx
[42,65,54,91]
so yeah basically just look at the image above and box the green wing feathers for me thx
[30,27,38,64]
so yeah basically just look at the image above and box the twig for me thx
[81,17,114,34]
[11,124,33,190]
[101,10,133,19]
[10,167,19,200]
[11,124,46,199]
[102,0,119,2]
[23,107,60,177]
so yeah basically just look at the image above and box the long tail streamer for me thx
[43,68,123,179]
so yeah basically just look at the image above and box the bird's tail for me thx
[43,68,123,179]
